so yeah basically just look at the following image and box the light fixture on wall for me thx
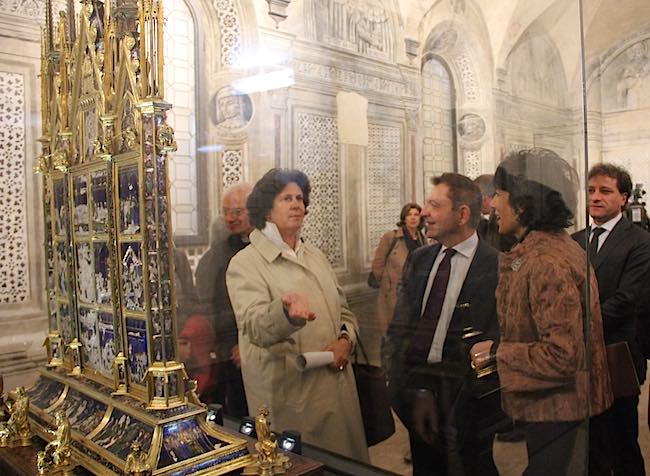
[266,0,291,29]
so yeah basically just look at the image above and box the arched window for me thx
[163,0,198,239]
[421,56,457,189]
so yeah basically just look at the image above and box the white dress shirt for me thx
[420,232,479,363]
[590,213,622,253]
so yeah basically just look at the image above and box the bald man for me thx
[195,183,253,417]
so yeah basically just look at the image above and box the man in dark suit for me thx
[194,183,253,417]
[387,173,504,476]
[572,163,650,476]
[474,174,516,252]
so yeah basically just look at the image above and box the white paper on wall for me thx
[336,91,368,146]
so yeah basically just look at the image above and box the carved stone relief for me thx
[0,71,30,303]
[295,60,405,97]
[0,0,66,22]
[458,113,485,143]
[601,39,650,112]
[427,28,458,54]
[310,0,392,60]
[295,112,343,268]
[215,86,253,131]
[366,124,401,261]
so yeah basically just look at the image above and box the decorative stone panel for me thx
[367,124,401,261]
[463,149,481,179]
[222,150,243,187]
[295,112,343,267]
[212,0,242,68]
[0,71,29,303]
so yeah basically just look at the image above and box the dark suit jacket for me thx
[572,216,650,381]
[477,215,517,252]
[386,239,500,397]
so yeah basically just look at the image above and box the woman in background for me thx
[371,203,426,336]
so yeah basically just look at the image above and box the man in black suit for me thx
[474,174,517,252]
[572,163,650,476]
[387,173,503,476]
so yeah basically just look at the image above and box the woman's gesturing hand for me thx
[281,292,316,321]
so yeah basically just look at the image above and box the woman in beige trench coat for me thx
[226,169,369,462]
[371,203,426,336]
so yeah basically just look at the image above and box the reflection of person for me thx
[178,314,218,403]
[173,248,197,330]
[386,173,502,476]
[371,203,426,336]
[194,183,252,417]
[226,169,369,461]
[473,174,516,252]
[471,148,613,475]
[571,163,650,476]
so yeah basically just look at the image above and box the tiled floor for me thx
[370,373,650,475]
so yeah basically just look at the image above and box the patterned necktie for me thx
[589,227,606,258]
[408,248,457,364]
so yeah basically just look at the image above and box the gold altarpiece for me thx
[19,0,252,474]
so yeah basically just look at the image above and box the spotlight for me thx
[278,430,301,455]
[206,404,223,426]
[238,416,256,438]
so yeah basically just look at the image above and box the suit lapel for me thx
[592,217,630,270]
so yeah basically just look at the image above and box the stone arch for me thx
[502,22,568,109]
[419,0,495,178]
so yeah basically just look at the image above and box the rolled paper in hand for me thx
[296,351,334,371]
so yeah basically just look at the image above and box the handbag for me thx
[352,337,395,446]
[606,342,640,399]
[367,233,399,289]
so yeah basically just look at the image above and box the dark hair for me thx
[473,174,495,198]
[588,163,632,206]
[397,202,424,228]
[431,173,482,229]
[494,148,575,232]
[247,169,311,230]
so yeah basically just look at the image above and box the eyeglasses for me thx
[223,208,245,218]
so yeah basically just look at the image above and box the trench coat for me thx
[226,229,369,461]
[495,231,613,422]
[371,228,425,335]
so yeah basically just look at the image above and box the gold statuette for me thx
[242,406,291,476]
[0,386,32,447]
[124,441,152,476]
[37,411,74,475]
